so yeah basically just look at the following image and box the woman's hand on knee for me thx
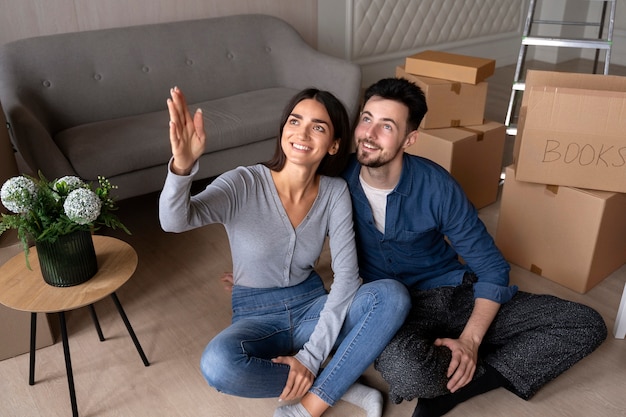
[220,272,234,293]
[272,356,315,401]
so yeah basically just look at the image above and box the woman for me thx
[159,86,410,417]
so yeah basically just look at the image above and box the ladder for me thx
[504,0,617,135]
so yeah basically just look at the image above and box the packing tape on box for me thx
[530,264,542,275]
[450,82,461,95]
[456,126,485,142]
[545,184,559,195]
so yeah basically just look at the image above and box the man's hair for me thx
[263,88,351,177]
[362,77,428,133]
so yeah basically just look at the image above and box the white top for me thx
[359,174,393,233]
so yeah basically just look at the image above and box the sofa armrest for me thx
[282,49,362,119]
[5,106,75,178]
[270,28,362,120]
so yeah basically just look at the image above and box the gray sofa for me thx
[0,14,361,200]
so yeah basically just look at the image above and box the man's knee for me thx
[572,302,608,351]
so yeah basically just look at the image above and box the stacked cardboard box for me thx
[397,51,504,209]
[0,105,55,361]
[495,70,626,293]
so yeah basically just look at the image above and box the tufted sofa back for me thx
[0,14,347,135]
[0,14,361,199]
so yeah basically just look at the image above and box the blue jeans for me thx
[200,272,410,405]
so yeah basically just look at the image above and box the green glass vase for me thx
[35,230,98,287]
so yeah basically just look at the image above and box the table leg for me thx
[58,312,79,417]
[110,292,150,366]
[88,304,106,341]
[29,312,37,385]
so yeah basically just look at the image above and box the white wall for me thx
[1,0,624,82]
[530,0,625,71]
[318,0,528,87]
[317,0,626,86]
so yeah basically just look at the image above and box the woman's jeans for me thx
[201,273,410,406]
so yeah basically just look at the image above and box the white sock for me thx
[341,383,384,417]
[273,402,312,417]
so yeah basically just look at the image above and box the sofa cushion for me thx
[55,87,297,180]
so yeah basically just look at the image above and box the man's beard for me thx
[356,139,401,168]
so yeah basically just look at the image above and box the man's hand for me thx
[436,297,500,393]
[434,336,479,393]
[272,356,315,401]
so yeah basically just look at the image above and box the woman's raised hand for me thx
[167,87,206,175]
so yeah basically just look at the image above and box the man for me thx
[341,77,607,417]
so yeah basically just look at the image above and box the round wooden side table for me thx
[0,235,150,417]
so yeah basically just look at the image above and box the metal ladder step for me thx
[522,36,612,49]
[504,0,616,136]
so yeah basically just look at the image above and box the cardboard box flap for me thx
[523,70,626,106]
[525,86,626,133]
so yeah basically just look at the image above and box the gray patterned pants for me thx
[374,276,607,404]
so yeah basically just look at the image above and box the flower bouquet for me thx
[0,173,130,286]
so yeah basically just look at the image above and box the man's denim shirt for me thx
[342,153,517,304]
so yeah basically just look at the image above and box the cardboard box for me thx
[404,50,495,84]
[516,86,626,193]
[495,165,626,293]
[406,120,505,209]
[0,235,56,361]
[513,70,626,163]
[397,66,487,129]
[0,108,55,361]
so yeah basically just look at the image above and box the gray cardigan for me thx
[159,162,361,375]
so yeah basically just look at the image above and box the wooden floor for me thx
[1,60,626,417]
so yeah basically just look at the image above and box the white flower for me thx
[63,188,102,225]
[53,176,85,192]
[0,176,37,214]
